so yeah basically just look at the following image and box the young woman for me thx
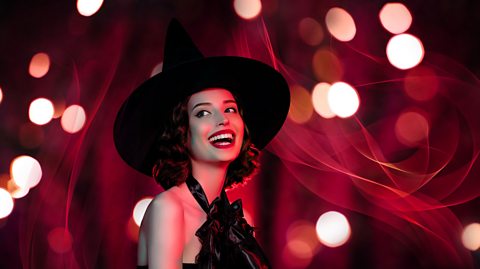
[113,19,290,269]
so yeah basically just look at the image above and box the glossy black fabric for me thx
[186,174,271,269]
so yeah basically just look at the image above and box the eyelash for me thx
[195,107,238,118]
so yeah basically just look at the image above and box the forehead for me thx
[188,88,236,108]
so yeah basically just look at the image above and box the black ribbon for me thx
[186,174,271,269]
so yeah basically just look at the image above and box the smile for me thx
[208,130,235,149]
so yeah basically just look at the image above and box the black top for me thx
[137,174,270,269]
[137,264,197,269]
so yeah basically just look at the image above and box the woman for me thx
[114,19,290,268]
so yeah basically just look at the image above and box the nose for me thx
[217,113,229,126]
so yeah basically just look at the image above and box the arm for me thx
[143,192,185,269]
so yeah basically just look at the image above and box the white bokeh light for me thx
[29,98,54,125]
[10,155,43,189]
[386,34,425,70]
[61,105,86,134]
[133,197,153,226]
[379,3,413,34]
[0,86,3,104]
[462,223,480,251]
[312,82,335,119]
[233,0,262,20]
[327,82,360,118]
[325,7,356,42]
[77,0,104,17]
[0,188,14,219]
[316,211,351,248]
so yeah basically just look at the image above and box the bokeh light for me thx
[233,0,262,20]
[29,52,50,78]
[76,0,104,17]
[462,223,480,251]
[386,34,425,70]
[8,179,30,199]
[47,227,73,254]
[10,155,42,189]
[29,98,54,125]
[0,188,14,219]
[379,3,413,34]
[312,48,343,83]
[288,85,314,124]
[53,99,66,119]
[133,197,153,227]
[0,86,3,104]
[325,7,356,42]
[395,111,429,146]
[327,82,360,118]
[298,17,324,46]
[312,82,335,119]
[404,66,439,101]
[282,239,313,268]
[316,211,351,248]
[61,105,87,134]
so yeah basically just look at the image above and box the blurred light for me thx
[10,155,42,189]
[8,179,30,199]
[29,53,50,78]
[19,123,44,149]
[312,82,335,119]
[316,211,351,248]
[312,49,343,83]
[298,17,324,46]
[286,220,320,253]
[327,82,360,118]
[282,242,312,269]
[48,227,73,253]
[61,105,86,134]
[395,111,429,146]
[233,0,262,20]
[151,62,163,77]
[386,34,424,70]
[53,99,66,119]
[76,0,104,17]
[133,197,153,227]
[0,86,3,104]
[404,66,439,101]
[288,85,313,124]
[29,98,54,125]
[325,7,356,42]
[462,223,480,251]
[0,188,14,219]
[379,3,412,34]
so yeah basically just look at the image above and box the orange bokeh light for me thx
[312,48,343,83]
[379,3,413,34]
[288,85,314,124]
[29,52,50,78]
[462,223,480,251]
[325,7,356,42]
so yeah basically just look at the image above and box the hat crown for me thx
[163,19,204,70]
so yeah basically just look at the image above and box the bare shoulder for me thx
[143,188,184,229]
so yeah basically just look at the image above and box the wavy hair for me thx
[152,94,260,190]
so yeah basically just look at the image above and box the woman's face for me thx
[187,88,245,164]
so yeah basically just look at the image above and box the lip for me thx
[208,129,236,149]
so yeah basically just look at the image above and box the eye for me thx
[195,110,211,118]
[225,107,237,113]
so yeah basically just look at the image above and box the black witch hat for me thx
[113,19,290,176]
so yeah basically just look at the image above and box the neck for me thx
[190,159,229,204]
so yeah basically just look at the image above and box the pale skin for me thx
[137,88,245,268]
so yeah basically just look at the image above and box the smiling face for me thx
[186,88,245,164]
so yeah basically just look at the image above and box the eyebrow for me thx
[192,100,237,110]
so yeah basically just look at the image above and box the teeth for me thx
[209,133,233,142]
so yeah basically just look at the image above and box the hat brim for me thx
[114,56,290,176]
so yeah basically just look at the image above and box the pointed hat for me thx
[114,19,290,176]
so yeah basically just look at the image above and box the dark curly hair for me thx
[152,94,260,190]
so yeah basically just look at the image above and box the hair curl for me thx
[152,95,260,190]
